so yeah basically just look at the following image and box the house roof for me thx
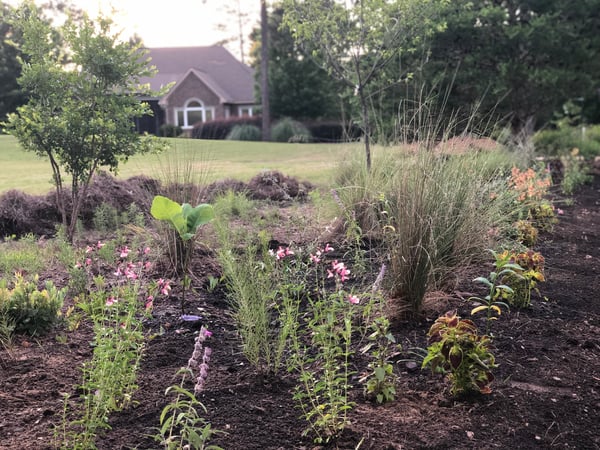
[140,46,255,104]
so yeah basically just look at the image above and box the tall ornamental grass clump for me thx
[334,144,519,317]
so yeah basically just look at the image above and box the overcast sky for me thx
[7,0,262,60]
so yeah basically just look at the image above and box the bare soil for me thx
[1,175,599,450]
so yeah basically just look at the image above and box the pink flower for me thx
[106,296,116,306]
[85,258,92,266]
[143,246,151,255]
[114,267,123,277]
[75,262,82,269]
[145,296,153,311]
[557,208,564,215]
[97,241,105,249]
[347,294,360,305]
[202,329,213,338]
[144,261,152,271]
[275,246,294,260]
[310,253,321,264]
[330,260,350,282]
[158,278,171,296]
[119,246,130,258]
[85,245,94,254]
[324,244,334,253]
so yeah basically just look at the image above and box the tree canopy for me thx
[421,0,600,131]
[3,1,163,241]
[250,4,344,121]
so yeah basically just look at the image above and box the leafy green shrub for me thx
[534,125,600,158]
[271,118,312,143]
[226,124,261,141]
[561,150,593,195]
[423,310,496,396]
[0,273,66,336]
[92,202,119,232]
[159,123,183,138]
[213,190,254,219]
[191,116,261,140]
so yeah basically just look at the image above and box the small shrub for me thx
[561,149,593,195]
[191,116,262,140]
[159,123,183,138]
[212,190,254,219]
[271,118,312,143]
[226,124,261,141]
[0,273,66,336]
[514,220,538,247]
[92,202,119,232]
[495,250,545,308]
[422,310,496,396]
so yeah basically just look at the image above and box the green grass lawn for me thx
[0,135,360,195]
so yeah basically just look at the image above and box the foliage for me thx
[421,0,600,130]
[250,5,343,121]
[495,250,546,308]
[215,230,291,375]
[334,147,520,317]
[212,190,254,219]
[191,116,262,140]
[533,126,600,158]
[0,233,47,275]
[156,328,223,450]
[468,250,521,335]
[359,314,398,404]
[514,220,538,247]
[423,310,496,396]
[58,282,145,449]
[271,118,312,143]
[0,272,66,336]
[3,2,163,242]
[150,195,214,313]
[159,123,183,138]
[560,149,593,195]
[226,124,262,141]
[286,252,359,444]
[282,0,446,168]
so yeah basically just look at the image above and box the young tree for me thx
[4,1,162,242]
[282,0,444,169]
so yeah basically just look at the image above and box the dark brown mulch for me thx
[1,175,599,450]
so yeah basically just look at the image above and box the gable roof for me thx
[140,46,255,104]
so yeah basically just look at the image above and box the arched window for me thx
[175,98,215,129]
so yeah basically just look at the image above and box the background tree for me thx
[282,0,445,169]
[260,0,271,141]
[4,1,162,242]
[421,0,600,131]
[250,4,344,121]
[0,2,25,123]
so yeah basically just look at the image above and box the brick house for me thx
[136,46,256,135]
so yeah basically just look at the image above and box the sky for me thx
[7,0,262,61]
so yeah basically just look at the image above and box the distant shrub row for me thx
[191,116,361,143]
[534,124,600,158]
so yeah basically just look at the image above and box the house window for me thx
[175,99,215,129]
[239,106,253,117]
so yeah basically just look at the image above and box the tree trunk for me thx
[358,86,372,171]
[260,0,271,141]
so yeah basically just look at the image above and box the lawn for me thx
[0,135,359,194]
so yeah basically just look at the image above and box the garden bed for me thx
[1,174,599,450]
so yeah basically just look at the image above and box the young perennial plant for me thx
[156,326,222,450]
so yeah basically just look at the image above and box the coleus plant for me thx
[422,310,496,396]
[151,195,214,314]
[494,249,545,308]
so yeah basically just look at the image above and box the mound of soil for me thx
[1,175,599,449]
